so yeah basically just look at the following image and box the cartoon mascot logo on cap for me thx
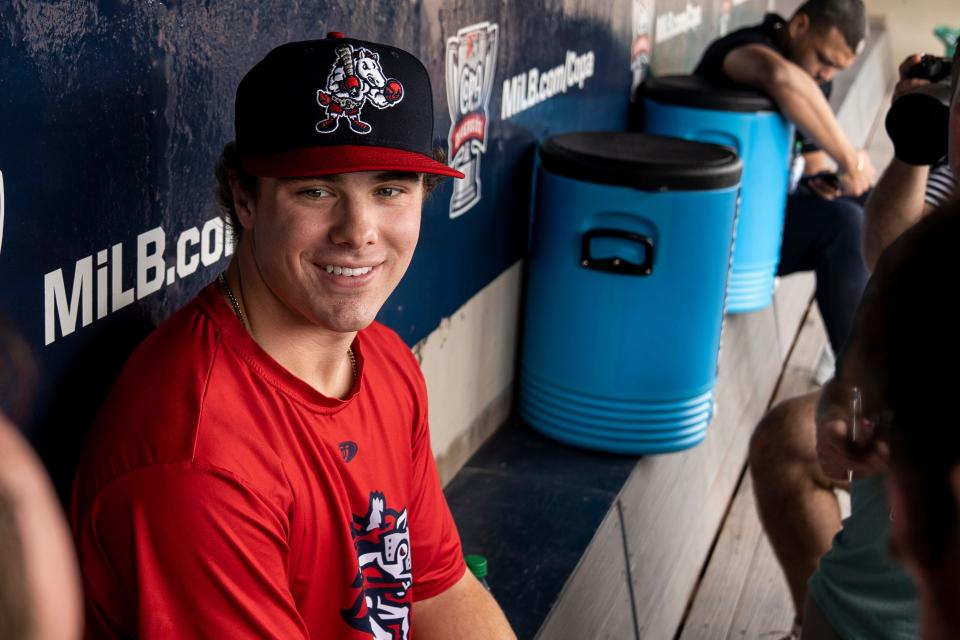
[317,45,404,135]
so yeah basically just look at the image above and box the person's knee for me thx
[749,392,820,477]
[824,199,865,250]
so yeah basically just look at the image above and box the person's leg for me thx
[749,391,848,620]
[777,193,871,353]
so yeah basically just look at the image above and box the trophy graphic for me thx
[446,22,499,219]
[631,0,656,92]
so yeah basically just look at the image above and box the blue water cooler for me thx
[518,132,742,454]
[639,75,795,313]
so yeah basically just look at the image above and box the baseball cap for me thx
[235,32,463,179]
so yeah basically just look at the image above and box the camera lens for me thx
[886,82,951,165]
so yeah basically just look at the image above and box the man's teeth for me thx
[324,265,373,277]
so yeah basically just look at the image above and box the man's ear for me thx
[230,179,257,231]
[788,12,810,40]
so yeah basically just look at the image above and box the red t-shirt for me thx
[72,283,465,639]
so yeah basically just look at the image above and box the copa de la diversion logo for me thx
[445,22,499,220]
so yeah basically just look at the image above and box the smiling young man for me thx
[72,34,515,639]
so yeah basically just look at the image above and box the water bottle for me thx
[465,554,491,592]
[789,140,805,193]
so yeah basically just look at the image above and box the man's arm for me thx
[413,570,516,640]
[77,465,308,639]
[723,44,873,194]
[802,150,834,175]
[862,159,932,270]
[861,53,948,269]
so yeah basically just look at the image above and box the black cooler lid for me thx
[539,131,742,191]
[640,75,777,113]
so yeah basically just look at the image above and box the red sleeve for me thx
[406,365,467,601]
[77,463,308,639]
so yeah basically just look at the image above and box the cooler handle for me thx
[580,228,654,276]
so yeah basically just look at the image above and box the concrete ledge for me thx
[417,262,523,485]
[435,385,514,487]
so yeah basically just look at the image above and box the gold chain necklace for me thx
[347,345,357,381]
[217,272,356,381]
[218,273,247,327]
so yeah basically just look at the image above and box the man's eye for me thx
[300,188,330,199]
[377,187,403,197]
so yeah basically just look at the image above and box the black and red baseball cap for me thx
[235,32,463,179]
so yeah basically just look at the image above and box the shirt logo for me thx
[316,45,404,135]
[341,492,412,639]
[339,440,359,463]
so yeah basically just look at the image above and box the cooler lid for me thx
[640,75,777,113]
[539,131,742,191]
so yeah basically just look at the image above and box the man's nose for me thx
[329,198,377,248]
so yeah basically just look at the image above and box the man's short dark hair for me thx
[795,0,868,52]
[215,143,447,243]
[215,142,257,244]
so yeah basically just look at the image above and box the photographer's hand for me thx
[816,380,889,481]
[893,53,929,102]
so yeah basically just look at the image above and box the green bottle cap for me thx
[465,554,488,579]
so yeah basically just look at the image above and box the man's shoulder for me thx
[360,320,405,345]
[729,13,786,48]
[111,284,224,412]
[359,321,416,368]
[358,321,425,399]
[75,286,228,492]
[696,13,785,78]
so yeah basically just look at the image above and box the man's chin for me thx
[303,294,390,334]
[316,312,379,335]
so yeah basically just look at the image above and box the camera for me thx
[885,56,953,166]
[905,54,953,82]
